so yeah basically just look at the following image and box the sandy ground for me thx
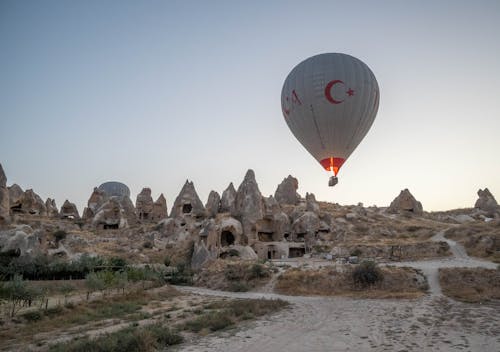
[174,229,500,352]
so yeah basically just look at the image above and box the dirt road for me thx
[175,230,500,352]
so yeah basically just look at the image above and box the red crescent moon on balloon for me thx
[324,80,345,104]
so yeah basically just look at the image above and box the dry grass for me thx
[274,266,427,299]
[439,267,500,303]
[194,259,272,292]
[445,221,500,262]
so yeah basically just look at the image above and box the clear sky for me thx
[1,0,499,213]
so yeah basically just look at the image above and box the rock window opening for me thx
[221,230,235,247]
[258,232,274,242]
[140,212,149,220]
[289,247,305,258]
[182,203,192,213]
[103,223,119,230]
[296,233,305,241]
[10,204,22,213]
[284,233,290,240]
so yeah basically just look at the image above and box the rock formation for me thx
[136,188,154,221]
[60,200,80,219]
[83,187,107,220]
[45,198,58,217]
[474,188,499,216]
[219,183,236,213]
[92,198,128,229]
[170,180,206,218]
[205,191,221,218]
[274,175,300,205]
[8,184,24,211]
[233,169,264,237]
[21,189,47,216]
[151,194,168,221]
[0,163,10,224]
[387,189,423,215]
[0,225,41,257]
[305,193,320,213]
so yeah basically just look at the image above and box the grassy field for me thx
[439,267,500,303]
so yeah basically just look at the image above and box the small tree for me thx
[85,272,105,300]
[59,283,75,305]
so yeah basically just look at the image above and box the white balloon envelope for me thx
[281,53,379,183]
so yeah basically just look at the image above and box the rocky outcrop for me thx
[151,194,168,221]
[474,188,499,216]
[220,183,236,213]
[387,189,423,215]
[83,188,107,220]
[170,180,206,218]
[45,198,59,217]
[21,189,47,216]
[0,163,10,224]
[274,175,300,205]
[219,217,244,247]
[60,200,80,219]
[0,225,41,257]
[8,184,24,211]
[92,198,128,229]
[305,193,320,213]
[205,191,221,218]
[136,188,154,221]
[292,211,320,237]
[233,170,264,237]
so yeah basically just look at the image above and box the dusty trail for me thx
[175,229,500,352]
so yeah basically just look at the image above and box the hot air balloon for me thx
[281,53,379,186]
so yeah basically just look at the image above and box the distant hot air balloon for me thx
[281,53,379,186]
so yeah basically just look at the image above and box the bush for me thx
[142,241,153,249]
[184,311,233,332]
[228,281,249,292]
[53,230,68,242]
[350,248,363,257]
[163,256,171,267]
[22,310,43,322]
[352,260,383,288]
[249,263,269,279]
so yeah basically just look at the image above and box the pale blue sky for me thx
[1,0,499,212]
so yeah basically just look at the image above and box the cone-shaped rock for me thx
[60,200,80,219]
[234,169,264,236]
[170,180,206,218]
[274,175,300,205]
[220,183,236,213]
[45,198,58,217]
[152,194,168,221]
[387,189,423,215]
[205,191,221,218]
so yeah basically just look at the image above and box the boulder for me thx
[136,188,154,221]
[0,225,40,257]
[219,182,236,213]
[170,180,206,218]
[233,169,264,236]
[474,188,499,216]
[0,163,10,224]
[191,241,214,270]
[274,175,300,205]
[387,189,423,215]
[205,191,221,218]
[60,200,80,219]
[21,189,47,216]
[45,198,59,217]
[220,245,258,260]
[151,194,168,221]
[91,198,128,229]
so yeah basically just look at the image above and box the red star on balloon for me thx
[347,88,355,96]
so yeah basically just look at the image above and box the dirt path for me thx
[175,286,500,352]
[174,229,500,351]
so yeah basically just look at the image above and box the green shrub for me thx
[352,260,383,288]
[163,256,171,267]
[249,263,269,279]
[22,310,43,322]
[350,248,363,257]
[184,311,233,332]
[142,241,153,249]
